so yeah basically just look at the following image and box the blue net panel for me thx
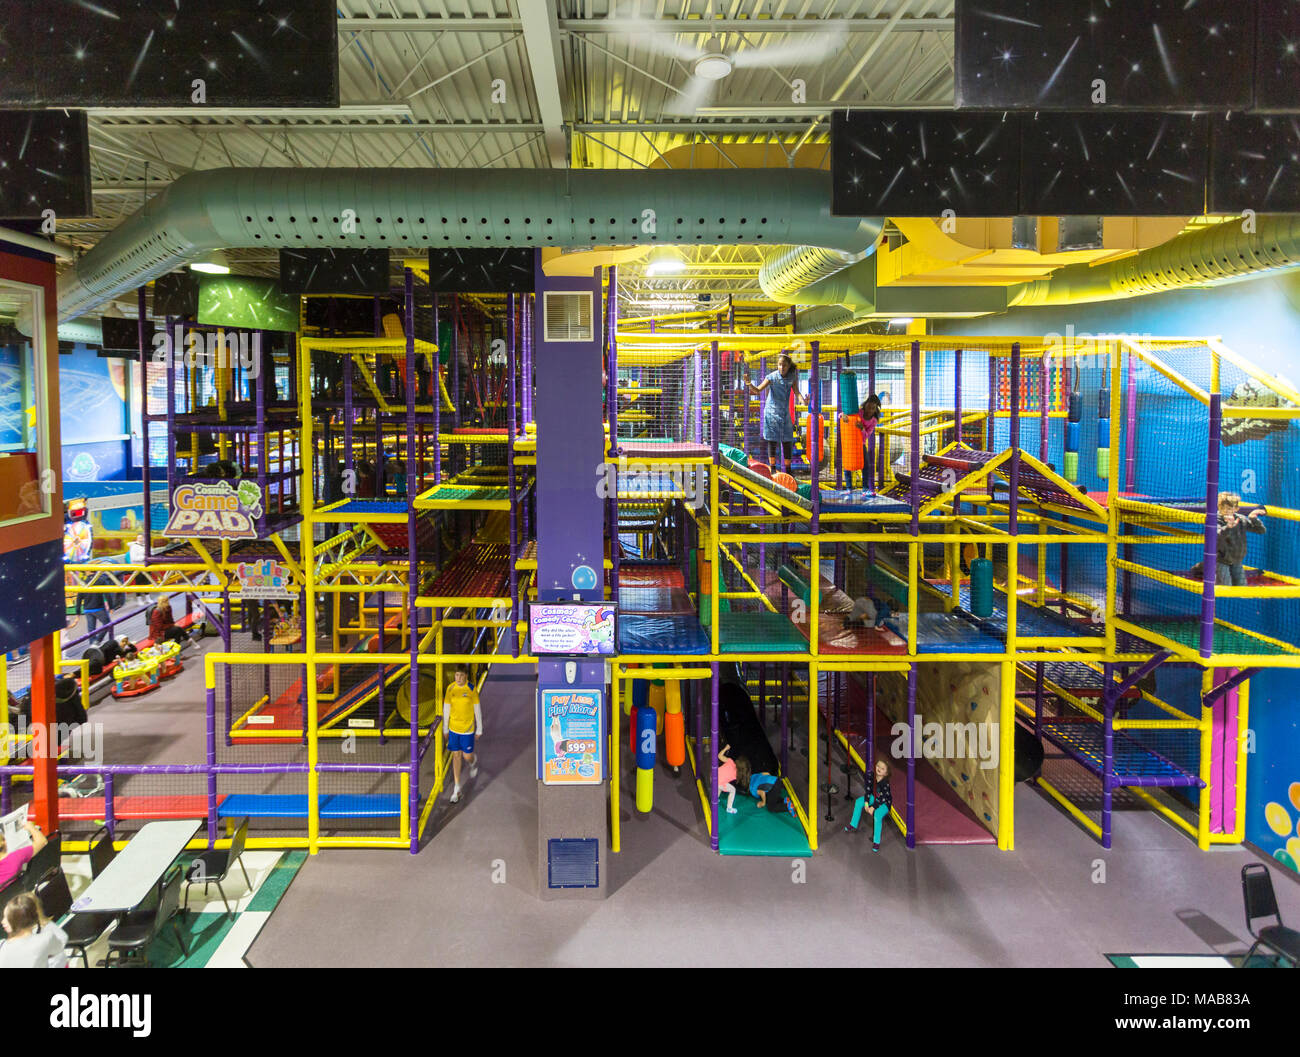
[1040,720,1203,786]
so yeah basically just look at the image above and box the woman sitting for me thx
[148,600,189,646]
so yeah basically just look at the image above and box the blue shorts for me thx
[750,775,778,797]
[448,731,476,754]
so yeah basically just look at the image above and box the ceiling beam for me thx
[517,0,572,167]
[337,15,951,33]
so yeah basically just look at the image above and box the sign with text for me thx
[164,480,263,540]
[529,602,616,656]
[236,558,294,600]
[539,688,604,785]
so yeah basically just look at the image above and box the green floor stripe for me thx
[248,850,306,912]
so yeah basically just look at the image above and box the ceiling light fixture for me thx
[692,37,734,81]
[645,247,687,276]
[190,250,230,275]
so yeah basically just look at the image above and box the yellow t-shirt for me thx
[444,683,480,735]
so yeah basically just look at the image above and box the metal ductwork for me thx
[1010,215,1300,307]
[758,242,876,302]
[46,168,880,323]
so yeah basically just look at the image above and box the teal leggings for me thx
[850,795,888,843]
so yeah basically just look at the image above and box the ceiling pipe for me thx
[41,167,879,324]
[1010,214,1300,307]
[0,226,75,260]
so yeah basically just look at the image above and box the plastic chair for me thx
[182,817,251,915]
[105,864,188,967]
[33,867,116,969]
[21,831,61,891]
[1241,863,1300,968]
[87,824,117,879]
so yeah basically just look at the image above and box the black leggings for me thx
[766,441,793,470]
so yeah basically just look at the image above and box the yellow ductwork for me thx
[881,217,1191,287]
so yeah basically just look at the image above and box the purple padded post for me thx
[1201,394,1222,659]
[906,663,917,849]
[910,341,920,536]
[1009,342,1021,533]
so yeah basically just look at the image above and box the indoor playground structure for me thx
[10,270,1296,869]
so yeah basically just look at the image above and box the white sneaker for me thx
[450,788,462,804]
[469,760,479,779]
[726,806,738,814]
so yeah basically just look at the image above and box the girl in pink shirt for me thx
[718,744,739,814]
[0,821,46,888]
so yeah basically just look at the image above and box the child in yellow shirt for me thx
[443,667,483,804]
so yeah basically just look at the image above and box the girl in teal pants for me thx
[845,757,893,851]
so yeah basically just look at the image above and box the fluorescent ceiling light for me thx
[645,248,687,276]
[190,250,230,275]
[888,317,913,326]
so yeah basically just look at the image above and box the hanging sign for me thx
[236,559,295,600]
[164,480,263,540]
[539,688,604,785]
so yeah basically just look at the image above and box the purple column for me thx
[1201,395,1222,659]
[1040,349,1050,464]
[432,291,441,485]
[909,341,920,536]
[609,270,621,593]
[344,356,355,478]
[1101,662,1115,848]
[811,342,821,531]
[404,268,421,852]
[711,341,721,462]
[710,663,720,852]
[867,350,877,491]
[987,352,997,452]
[694,352,704,445]
[780,663,790,773]
[1009,342,1021,533]
[906,663,917,849]
[508,292,520,655]
[953,348,963,450]
[205,685,217,845]
[139,289,153,558]
[1124,349,1137,493]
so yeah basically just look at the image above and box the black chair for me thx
[87,824,117,879]
[21,832,61,891]
[105,864,188,967]
[1241,863,1300,968]
[32,867,116,970]
[182,817,251,916]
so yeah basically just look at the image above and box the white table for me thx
[70,820,201,914]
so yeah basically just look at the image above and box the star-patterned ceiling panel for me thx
[152,271,200,319]
[831,110,1021,217]
[427,249,535,294]
[955,0,1254,110]
[280,249,390,295]
[1210,114,1300,213]
[0,109,91,219]
[1255,1,1300,111]
[1021,111,1209,215]
[0,0,338,107]
[99,316,153,355]
[0,539,64,655]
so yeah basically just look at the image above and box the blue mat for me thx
[619,613,710,654]
[817,488,912,514]
[617,586,694,614]
[884,611,1003,653]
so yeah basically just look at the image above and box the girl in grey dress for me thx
[749,353,802,471]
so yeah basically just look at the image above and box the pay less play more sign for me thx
[164,480,263,540]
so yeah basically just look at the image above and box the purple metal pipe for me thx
[1201,394,1222,659]
[1009,342,1021,533]
[405,268,421,853]
[139,290,153,560]
[694,350,704,445]
[910,341,920,536]
[1101,662,1115,847]
[867,350,877,491]
[508,292,520,654]
[433,291,442,484]
[953,348,963,449]
[710,663,720,852]
[906,663,917,849]
[987,351,997,452]
[1124,349,1137,492]
[811,341,821,531]
[1040,349,1050,464]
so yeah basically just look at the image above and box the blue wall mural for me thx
[936,269,1300,872]
[58,345,133,482]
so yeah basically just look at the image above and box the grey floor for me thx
[240,666,1300,968]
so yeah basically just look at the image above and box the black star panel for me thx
[1021,112,1208,215]
[1255,1,1300,111]
[99,315,154,355]
[0,539,64,654]
[831,110,1021,217]
[0,0,338,107]
[955,0,1254,110]
[151,271,200,319]
[279,248,391,295]
[1210,115,1300,212]
[302,295,396,336]
[426,248,536,294]
[0,109,91,219]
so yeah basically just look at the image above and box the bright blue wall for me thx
[58,345,134,482]
[935,270,1300,872]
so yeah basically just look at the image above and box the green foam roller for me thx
[1096,446,1110,480]
[838,370,860,416]
[1063,450,1079,483]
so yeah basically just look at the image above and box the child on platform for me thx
[839,393,882,491]
[735,755,797,815]
[1216,491,1265,586]
[844,755,893,851]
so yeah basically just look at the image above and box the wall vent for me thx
[542,291,593,342]
[547,838,599,888]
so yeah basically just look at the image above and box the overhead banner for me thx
[236,558,295,600]
[164,480,262,540]
[539,688,604,785]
